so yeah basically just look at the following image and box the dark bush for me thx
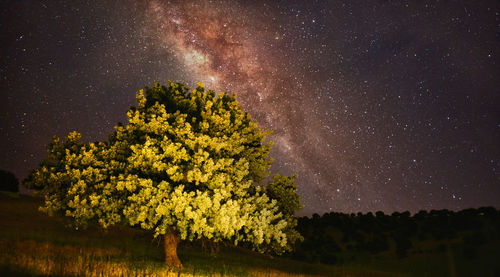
[364,235,389,254]
[0,170,18,192]
[394,235,412,258]
[463,245,477,259]
[319,251,338,265]
[463,231,486,245]
[436,243,446,253]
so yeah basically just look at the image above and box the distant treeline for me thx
[288,207,500,264]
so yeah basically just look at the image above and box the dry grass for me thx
[6,192,479,276]
[0,193,343,276]
[0,239,332,276]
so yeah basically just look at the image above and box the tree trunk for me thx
[164,230,182,269]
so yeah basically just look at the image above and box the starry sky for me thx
[1,0,499,215]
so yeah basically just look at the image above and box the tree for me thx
[0,169,19,192]
[25,81,302,268]
[23,131,85,193]
[266,174,303,253]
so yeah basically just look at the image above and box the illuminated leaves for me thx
[27,82,300,255]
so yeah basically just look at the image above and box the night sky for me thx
[1,0,499,215]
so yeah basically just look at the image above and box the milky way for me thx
[139,0,376,213]
[1,0,499,214]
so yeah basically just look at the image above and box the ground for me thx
[1,192,498,276]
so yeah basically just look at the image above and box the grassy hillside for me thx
[0,192,382,276]
[1,192,498,276]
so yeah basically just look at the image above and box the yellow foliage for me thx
[30,82,297,254]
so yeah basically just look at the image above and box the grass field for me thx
[1,192,498,276]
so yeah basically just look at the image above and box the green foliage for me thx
[265,174,303,253]
[0,170,18,192]
[25,81,301,254]
[23,132,85,191]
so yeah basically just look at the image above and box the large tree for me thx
[25,82,302,268]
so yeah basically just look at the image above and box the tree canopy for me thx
[25,81,302,267]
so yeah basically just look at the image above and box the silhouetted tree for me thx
[0,169,19,192]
